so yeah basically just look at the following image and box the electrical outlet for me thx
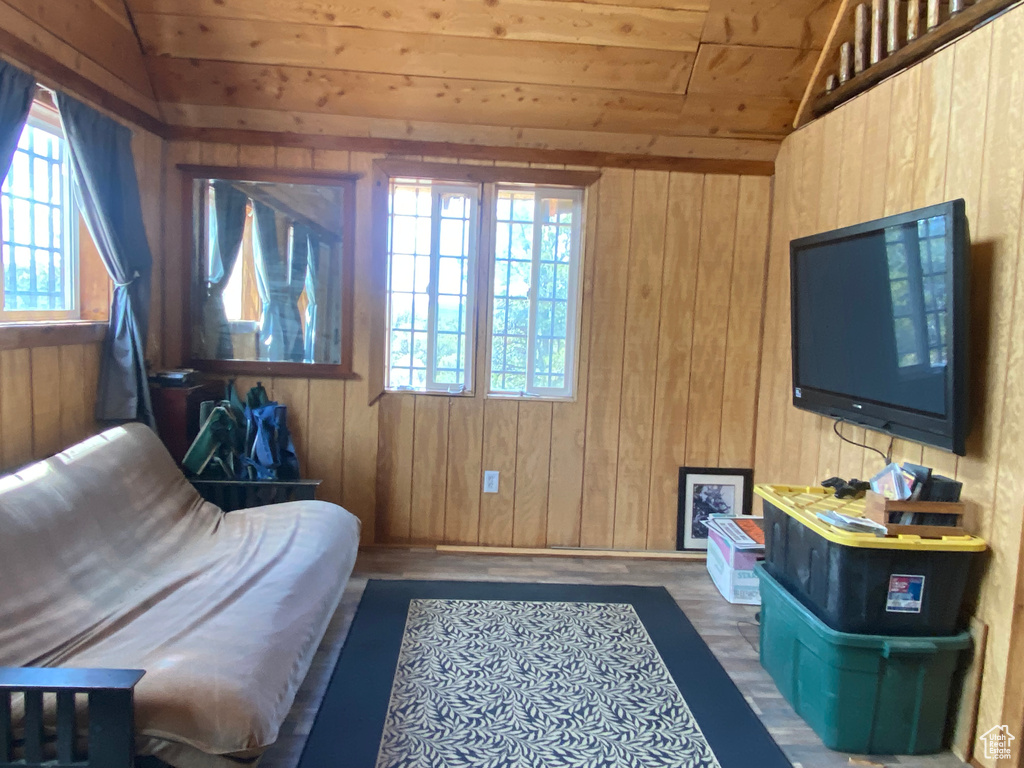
[483,471,499,494]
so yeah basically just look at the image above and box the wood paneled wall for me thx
[756,6,1024,764]
[0,342,103,474]
[160,143,382,541]
[159,146,772,550]
[375,166,773,550]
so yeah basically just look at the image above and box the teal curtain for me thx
[57,93,154,426]
[0,61,34,179]
[285,223,310,362]
[303,232,320,363]
[252,201,290,361]
[205,181,248,358]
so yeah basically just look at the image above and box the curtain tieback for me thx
[114,270,141,288]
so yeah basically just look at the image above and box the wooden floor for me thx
[260,548,968,768]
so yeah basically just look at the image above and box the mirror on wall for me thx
[182,166,357,377]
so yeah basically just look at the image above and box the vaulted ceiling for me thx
[0,0,842,160]
[126,0,838,153]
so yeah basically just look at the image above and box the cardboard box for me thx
[706,516,765,605]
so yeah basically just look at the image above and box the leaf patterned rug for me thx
[298,581,791,768]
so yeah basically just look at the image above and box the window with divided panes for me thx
[0,97,106,324]
[385,177,584,399]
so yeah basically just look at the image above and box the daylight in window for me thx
[386,179,478,392]
[0,113,78,319]
[491,186,582,398]
[385,177,584,399]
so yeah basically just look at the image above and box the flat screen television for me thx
[790,199,970,455]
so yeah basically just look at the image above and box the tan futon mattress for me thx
[0,424,360,767]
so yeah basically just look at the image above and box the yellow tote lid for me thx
[754,484,987,552]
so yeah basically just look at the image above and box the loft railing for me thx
[794,0,1021,127]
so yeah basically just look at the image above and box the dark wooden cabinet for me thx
[149,382,223,465]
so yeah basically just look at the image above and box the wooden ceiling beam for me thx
[163,102,781,160]
[126,0,706,52]
[168,124,777,175]
[134,14,696,95]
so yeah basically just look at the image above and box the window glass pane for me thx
[386,180,476,391]
[532,194,578,393]
[1,119,75,314]
[490,188,582,397]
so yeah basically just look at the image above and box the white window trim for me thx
[426,183,479,393]
[487,185,584,400]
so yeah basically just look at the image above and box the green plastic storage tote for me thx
[756,563,971,754]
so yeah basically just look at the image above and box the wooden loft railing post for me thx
[840,41,854,82]
[799,0,1017,128]
[907,0,922,40]
[886,0,903,52]
[871,0,887,63]
[854,4,870,72]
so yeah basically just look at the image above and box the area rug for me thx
[297,580,791,768]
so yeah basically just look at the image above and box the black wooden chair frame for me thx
[0,667,144,768]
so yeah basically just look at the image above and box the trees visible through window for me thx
[385,177,584,399]
[387,179,478,391]
[491,187,582,397]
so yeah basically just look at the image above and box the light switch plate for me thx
[483,470,499,494]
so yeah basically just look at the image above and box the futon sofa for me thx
[0,424,360,768]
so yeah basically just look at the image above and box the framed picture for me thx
[677,467,754,551]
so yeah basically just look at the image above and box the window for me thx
[385,175,585,399]
[491,186,582,397]
[0,97,105,324]
[387,179,479,392]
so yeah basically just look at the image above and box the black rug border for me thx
[298,579,791,768]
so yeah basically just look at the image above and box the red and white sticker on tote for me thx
[886,574,925,613]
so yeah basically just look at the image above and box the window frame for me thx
[179,164,360,380]
[485,184,584,400]
[0,100,81,324]
[385,179,480,394]
[374,160,598,403]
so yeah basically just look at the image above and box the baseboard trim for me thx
[433,545,707,560]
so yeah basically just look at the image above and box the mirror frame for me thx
[179,164,359,379]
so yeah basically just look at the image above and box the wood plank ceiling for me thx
[118,0,839,153]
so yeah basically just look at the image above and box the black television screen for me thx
[790,200,970,455]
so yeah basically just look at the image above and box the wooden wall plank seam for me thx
[612,170,670,550]
[545,179,600,548]
[645,172,705,550]
[684,174,740,468]
[719,175,773,471]
[580,168,635,549]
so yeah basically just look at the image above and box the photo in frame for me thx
[676,467,754,551]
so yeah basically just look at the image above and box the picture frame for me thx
[676,467,755,551]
